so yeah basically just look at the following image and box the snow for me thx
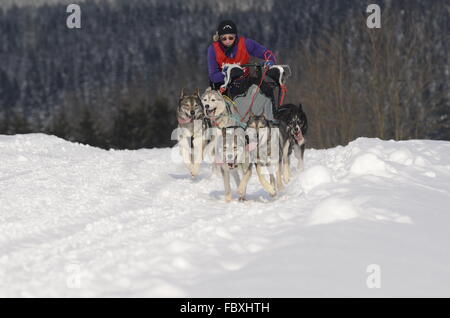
[0,133,449,297]
[299,165,332,192]
[388,148,415,165]
[307,197,359,226]
[350,152,390,177]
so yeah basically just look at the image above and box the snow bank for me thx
[299,165,332,192]
[308,196,359,225]
[350,152,389,176]
[388,148,414,166]
[0,134,449,297]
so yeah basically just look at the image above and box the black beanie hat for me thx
[217,20,237,36]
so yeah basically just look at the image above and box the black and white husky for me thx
[275,103,308,184]
[177,88,209,178]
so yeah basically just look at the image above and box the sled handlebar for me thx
[240,62,265,68]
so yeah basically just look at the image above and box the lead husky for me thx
[237,114,284,201]
[177,89,209,178]
[201,88,281,202]
[201,87,245,201]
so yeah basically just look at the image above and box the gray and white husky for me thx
[237,114,284,201]
[177,88,208,178]
[201,88,282,202]
[201,87,242,129]
[213,128,248,202]
[200,87,245,201]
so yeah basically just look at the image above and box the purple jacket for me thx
[207,35,276,84]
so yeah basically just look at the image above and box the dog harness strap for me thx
[178,115,204,125]
[230,113,247,129]
[209,112,226,127]
[178,118,192,124]
[279,84,287,106]
[213,37,250,78]
[222,95,246,129]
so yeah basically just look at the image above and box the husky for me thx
[275,103,308,184]
[200,87,247,202]
[214,128,248,202]
[177,88,209,178]
[201,87,243,129]
[237,114,284,201]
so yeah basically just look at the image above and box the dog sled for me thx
[219,62,292,126]
[178,61,306,202]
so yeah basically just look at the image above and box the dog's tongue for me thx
[246,141,258,152]
[295,130,303,142]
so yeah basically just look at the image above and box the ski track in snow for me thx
[0,133,449,297]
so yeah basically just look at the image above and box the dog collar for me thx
[178,117,193,124]
[178,115,203,125]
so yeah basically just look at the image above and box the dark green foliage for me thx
[0,0,448,148]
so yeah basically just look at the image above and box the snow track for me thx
[0,134,449,297]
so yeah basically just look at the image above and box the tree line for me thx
[0,0,448,149]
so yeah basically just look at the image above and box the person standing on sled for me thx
[207,20,281,107]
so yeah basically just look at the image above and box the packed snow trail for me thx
[0,134,449,297]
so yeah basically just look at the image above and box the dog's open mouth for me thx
[206,108,216,117]
[294,131,303,143]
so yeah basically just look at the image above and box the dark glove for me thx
[230,67,244,80]
[267,67,281,85]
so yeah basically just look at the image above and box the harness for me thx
[220,50,278,125]
[178,117,194,125]
[223,95,247,129]
[178,115,203,125]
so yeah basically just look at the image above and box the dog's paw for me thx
[277,183,285,192]
[225,194,233,202]
[238,197,247,202]
[190,171,198,179]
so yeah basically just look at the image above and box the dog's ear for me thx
[275,105,291,121]
[180,88,185,100]
[195,88,200,97]
[298,103,303,111]
[205,87,212,93]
